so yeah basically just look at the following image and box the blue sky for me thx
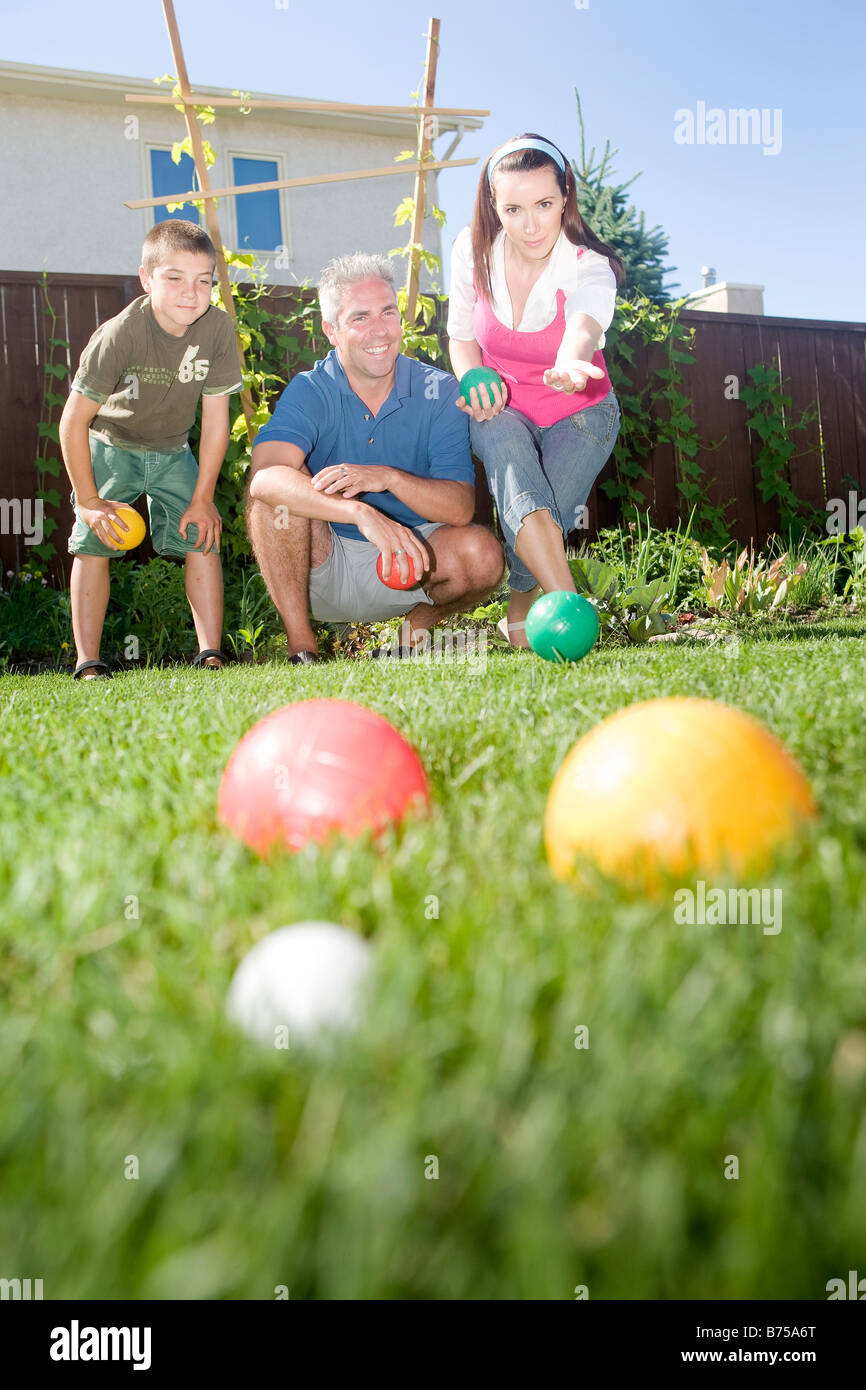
[3,0,864,321]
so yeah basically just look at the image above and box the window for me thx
[149,149,201,225]
[232,156,282,252]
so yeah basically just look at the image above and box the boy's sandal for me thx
[193,649,227,668]
[73,659,112,680]
[289,650,321,665]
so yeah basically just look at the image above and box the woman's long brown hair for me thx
[470,132,625,303]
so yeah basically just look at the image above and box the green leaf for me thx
[224,250,257,269]
[627,613,652,643]
[571,555,618,601]
[624,577,670,608]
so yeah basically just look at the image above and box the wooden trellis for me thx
[125,3,487,443]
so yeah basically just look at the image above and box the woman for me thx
[447,132,625,646]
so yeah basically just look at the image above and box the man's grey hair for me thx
[318,253,397,326]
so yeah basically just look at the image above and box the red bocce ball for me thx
[376,550,420,590]
[217,699,431,856]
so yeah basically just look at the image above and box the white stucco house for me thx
[0,61,483,286]
[684,267,765,315]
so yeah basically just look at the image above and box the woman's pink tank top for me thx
[472,249,612,427]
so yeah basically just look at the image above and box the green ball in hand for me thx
[459,366,504,408]
[526,591,599,663]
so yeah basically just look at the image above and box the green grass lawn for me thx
[2,615,866,1300]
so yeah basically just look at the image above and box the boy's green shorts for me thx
[68,434,213,558]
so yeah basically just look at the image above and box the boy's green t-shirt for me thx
[72,296,243,452]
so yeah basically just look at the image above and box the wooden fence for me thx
[631,308,866,546]
[1,269,864,579]
[1,271,143,577]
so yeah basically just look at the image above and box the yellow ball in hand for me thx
[107,505,146,551]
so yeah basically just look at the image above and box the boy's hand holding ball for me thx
[80,498,145,551]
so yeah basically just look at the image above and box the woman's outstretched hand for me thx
[543,361,606,393]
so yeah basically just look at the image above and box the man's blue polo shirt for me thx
[252,349,473,541]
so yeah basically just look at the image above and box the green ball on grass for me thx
[526,591,599,663]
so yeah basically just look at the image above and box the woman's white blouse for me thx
[446,224,617,348]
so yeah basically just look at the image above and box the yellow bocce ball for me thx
[545,697,817,894]
[107,505,146,551]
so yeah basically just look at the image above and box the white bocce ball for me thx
[227,922,374,1048]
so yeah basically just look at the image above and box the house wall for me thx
[685,283,765,315]
[0,89,442,285]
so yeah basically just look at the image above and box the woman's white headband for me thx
[487,139,567,186]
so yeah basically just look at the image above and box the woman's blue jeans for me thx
[469,389,621,592]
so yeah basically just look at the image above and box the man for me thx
[247,253,504,661]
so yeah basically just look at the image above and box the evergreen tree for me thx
[571,89,677,303]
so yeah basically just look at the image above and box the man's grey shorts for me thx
[309,521,443,622]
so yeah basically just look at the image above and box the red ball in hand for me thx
[376,550,420,590]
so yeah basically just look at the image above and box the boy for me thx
[60,219,243,678]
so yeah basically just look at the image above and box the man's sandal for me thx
[370,644,417,659]
[289,650,321,665]
[193,649,227,669]
[73,659,112,680]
